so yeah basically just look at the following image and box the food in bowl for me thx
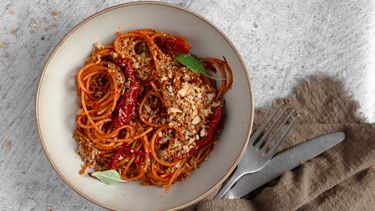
[74,29,233,191]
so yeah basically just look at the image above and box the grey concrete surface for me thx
[0,0,374,210]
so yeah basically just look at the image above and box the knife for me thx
[223,132,345,199]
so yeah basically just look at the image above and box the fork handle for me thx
[214,171,245,199]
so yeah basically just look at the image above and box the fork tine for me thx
[249,106,283,145]
[254,109,287,149]
[265,113,297,159]
[260,109,296,152]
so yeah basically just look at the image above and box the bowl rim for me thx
[35,1,254,210]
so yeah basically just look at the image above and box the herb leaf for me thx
[176,54,223,80]
[176,54,206,74]
[91,170,126,185]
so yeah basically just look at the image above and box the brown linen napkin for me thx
[195,75,375,211]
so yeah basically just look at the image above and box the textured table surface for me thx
[0,0,374,210]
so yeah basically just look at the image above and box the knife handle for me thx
[223,155,300,199]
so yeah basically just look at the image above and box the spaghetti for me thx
[74,29,233,191]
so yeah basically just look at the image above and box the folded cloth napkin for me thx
[195,75,375,211]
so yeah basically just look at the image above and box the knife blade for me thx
[223,131,345,199]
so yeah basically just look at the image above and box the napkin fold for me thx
[196,75,375,211]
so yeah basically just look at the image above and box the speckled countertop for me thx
[0,0,374,210]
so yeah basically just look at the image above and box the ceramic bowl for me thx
[36,2,253,210]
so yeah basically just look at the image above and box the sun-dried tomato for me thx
[154,37,190,55]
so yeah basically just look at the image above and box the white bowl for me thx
[36,2,253,210]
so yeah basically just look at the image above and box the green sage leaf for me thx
[91,170,125,185]
[176,54,206,74]
[176,54,223,80]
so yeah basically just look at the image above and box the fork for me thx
[215,107,297,199]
